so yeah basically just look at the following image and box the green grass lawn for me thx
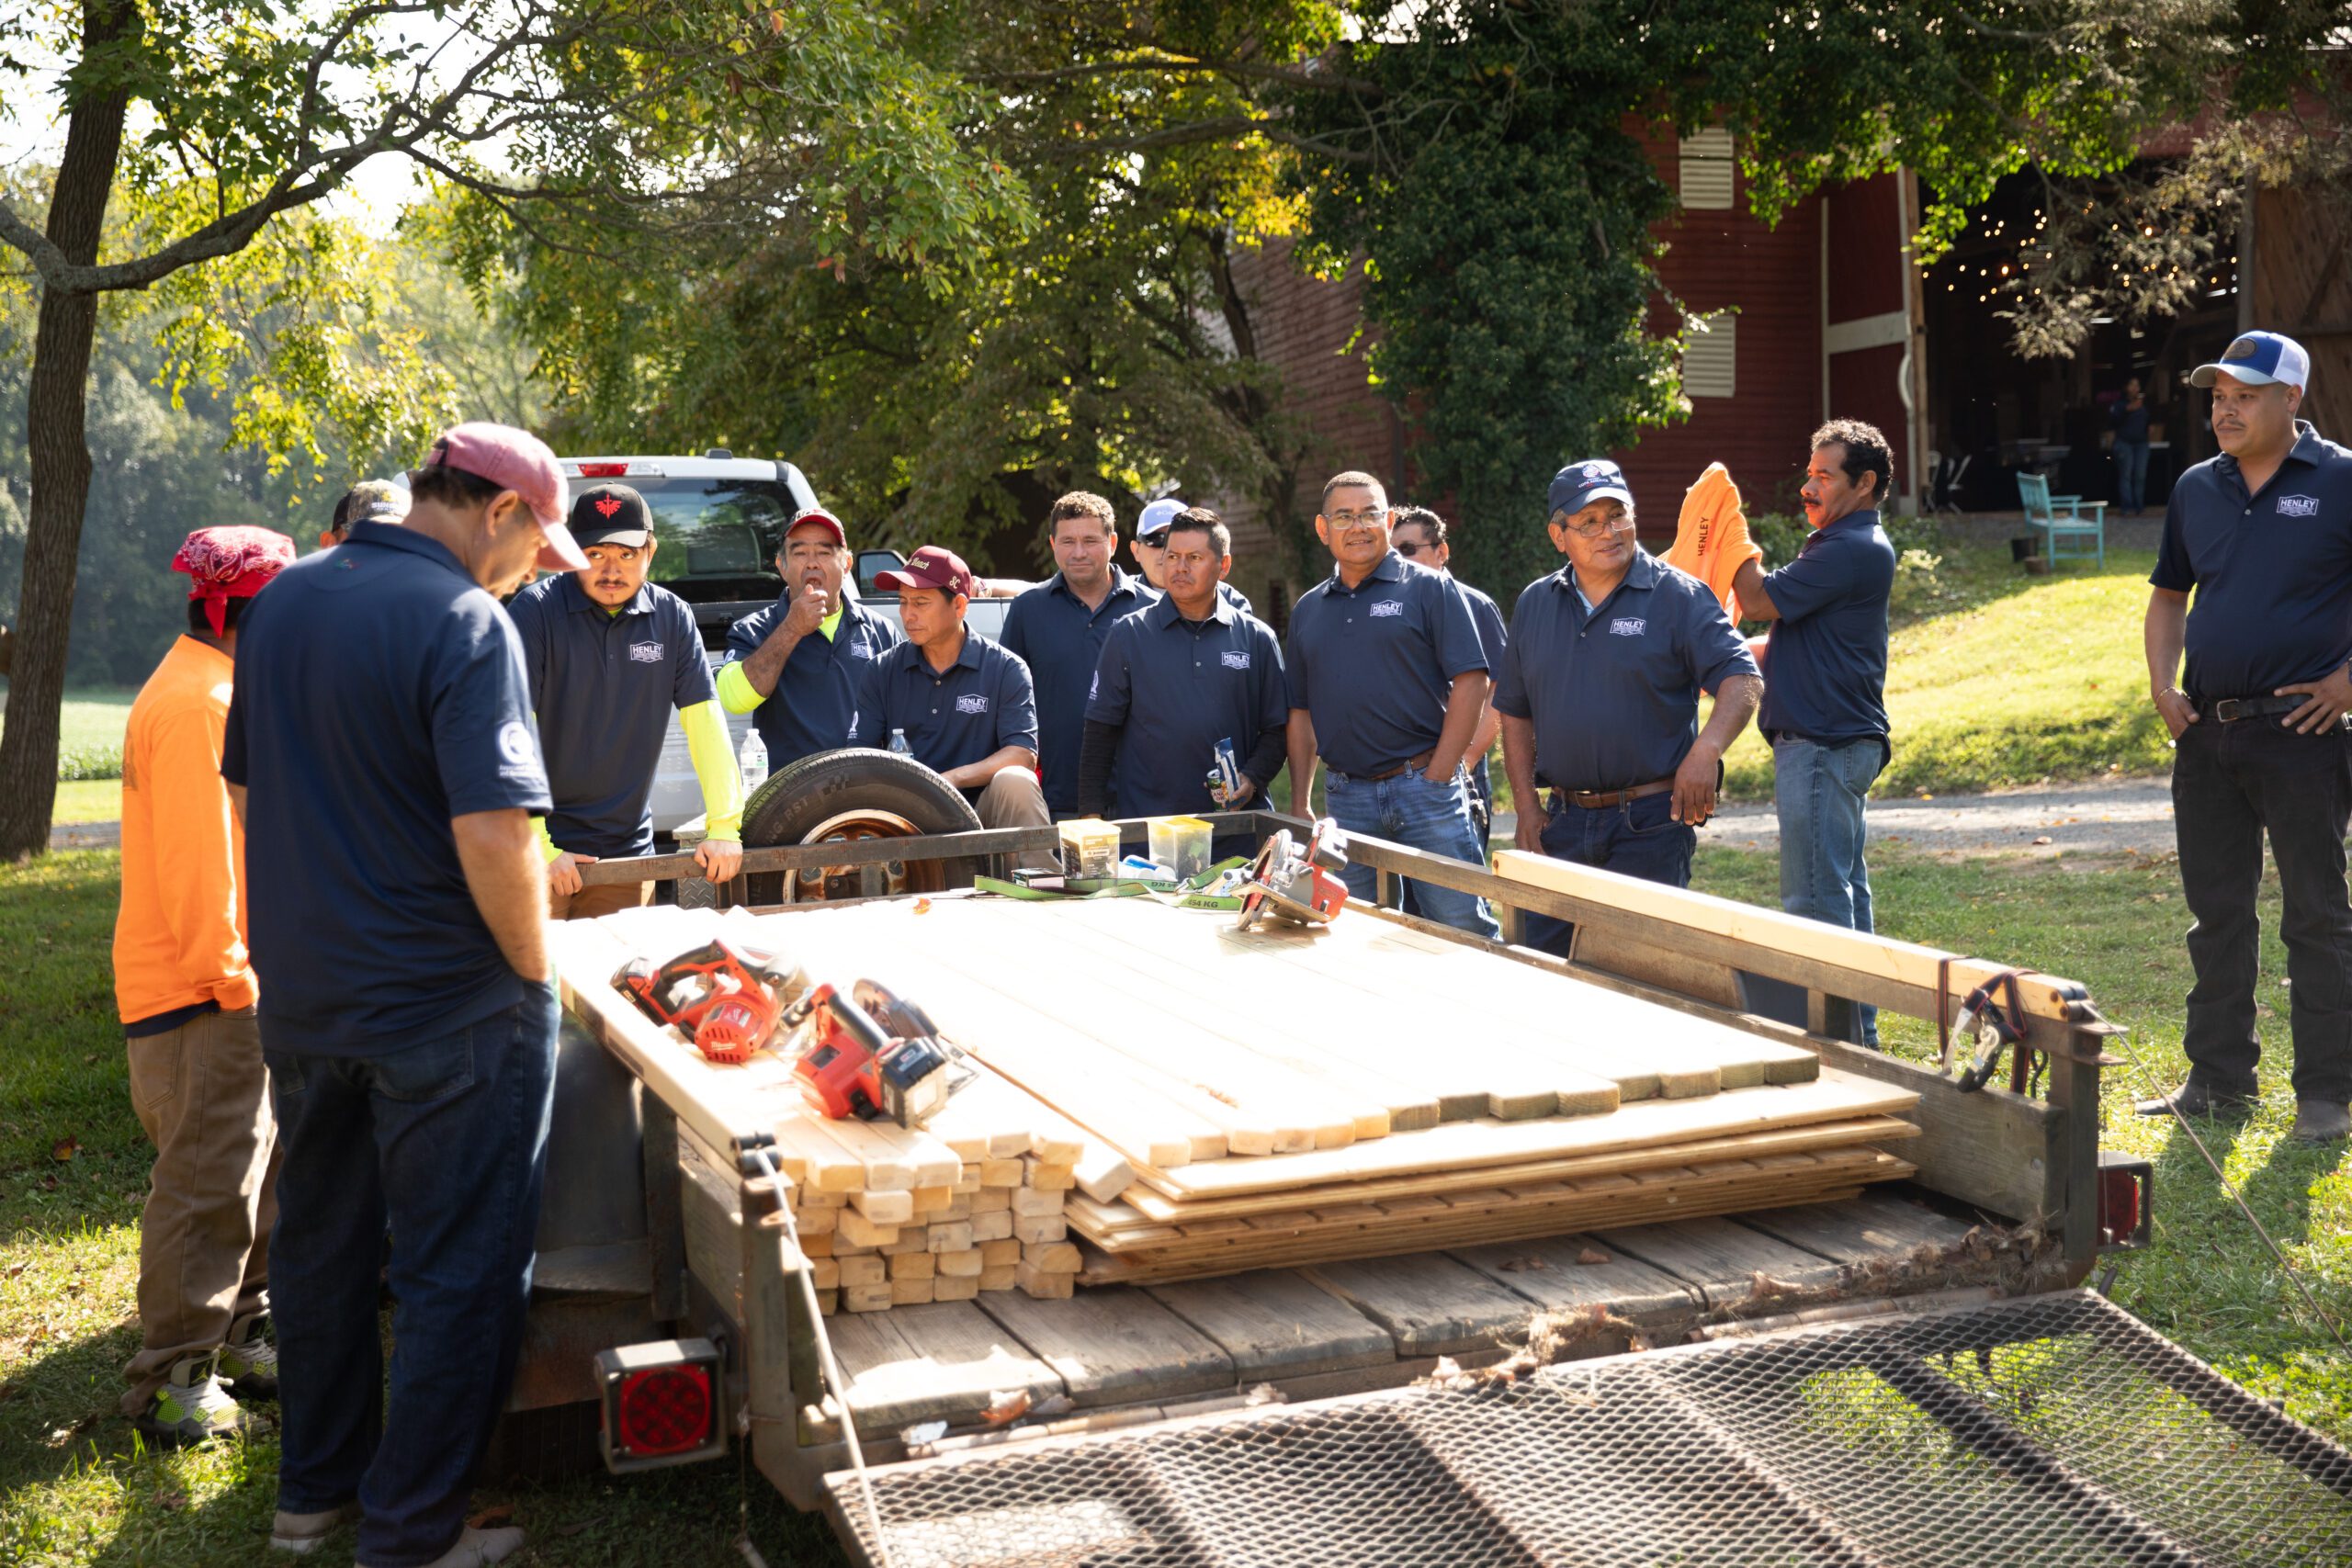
[2,690,139,828]
[4,846,2345,1563]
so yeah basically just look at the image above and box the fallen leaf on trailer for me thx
[1244,1383,1284,1406]
[913,898,933,914]
[900,1420,949,1447]
[1576,1247,1612,1266]
[1030,1393,1074,1417]
[979,1389,1032,1426]
[1498,1256,1548,1273]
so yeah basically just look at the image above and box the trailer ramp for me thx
[824,1292,2351,1568]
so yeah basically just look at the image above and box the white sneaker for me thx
[220,1311,280,1400]
[132,1353,258,1446]
[271,1501,362,1553]
[360,1525,526,1568]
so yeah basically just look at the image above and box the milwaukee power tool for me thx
[613,940,808,1066]
[1234,818,1351,932]
[786,978,959,1127]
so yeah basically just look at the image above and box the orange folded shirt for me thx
[112,635,256,1026]
[1663,462,1763,621]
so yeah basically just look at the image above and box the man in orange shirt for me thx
[113,525,295,1444]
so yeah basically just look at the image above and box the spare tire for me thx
[740,748,985,906]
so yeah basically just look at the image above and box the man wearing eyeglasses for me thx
[1284,471,1498,938]
[1390,505,1505,847]
[1496,461,1761,952]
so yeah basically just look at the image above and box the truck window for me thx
[622,479,796,583]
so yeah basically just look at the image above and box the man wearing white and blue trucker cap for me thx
[1133,496,1252,614]
[2141,331,2352,1144]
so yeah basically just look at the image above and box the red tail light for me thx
[594,1337,726,1472]
[576,462,629,478]
[2097,1151,2152,1249]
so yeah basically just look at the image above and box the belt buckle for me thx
[2214,698,2243,723]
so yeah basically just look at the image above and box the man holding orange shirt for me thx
[112,525,295,1444]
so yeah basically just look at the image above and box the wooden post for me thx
[641,1097,688,1322]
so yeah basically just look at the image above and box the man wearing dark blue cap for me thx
[1284,470,1498,938]
[1733,420,1899,1047]
[1496,461,1761,951]
[2136,331,2352,1144]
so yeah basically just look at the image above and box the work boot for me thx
[2132,1080,2253,1120]
[220,1311,279,1401]
[132,1353,259,1447]
[360,1525,526,1568]
[2290,1100,2352,1144]
[271,1501,362,1554]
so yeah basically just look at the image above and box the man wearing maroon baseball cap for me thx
[224,418,574,1565]
[849,545,1051,848]
[718,506,905,769]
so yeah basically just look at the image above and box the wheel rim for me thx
[778,809,944,904]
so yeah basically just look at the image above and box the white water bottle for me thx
[888,728,912,756]
[739,727,769,791]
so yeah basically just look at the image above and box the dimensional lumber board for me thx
[812,904,1384,1153]
[825,1301,1066,1429]
[1302,1253,1542,1356]
[747,911,1228,1168]
[999,899,1613,1122]
[1134,1073,1917,1200]
[1144,1270,1398,1381]
[977,1286,1237,1408]
[1449,1234,1700,1322]
[1096,1116,1920,1228]
[1591,1215,1847,1306]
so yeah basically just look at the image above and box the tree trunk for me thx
[0,0,135,861]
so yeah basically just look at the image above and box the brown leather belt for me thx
[1338,749,1437,783]
[1558,777,1675,809]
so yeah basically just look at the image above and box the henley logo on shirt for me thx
[1611,617,1646,637]
[628,639,665,662]
[498,720,536,765]
[1220,650,1252,670]
[2280,495,2321,518]
[956,694,989,715]
[850,641,877,659]
[1369,599,1405,617]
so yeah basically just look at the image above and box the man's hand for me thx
[1670,742,1723,825]
[547,850,596,897]
[780,579,828,640]
[2277,667,2352,734]
[2154,687,2200,741]
[1214,778,1257,808]
[1514,807,1545,855]
[695,838,743,885]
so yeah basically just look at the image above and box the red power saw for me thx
[785,978,961,1127]
[1235,818,1351,932]
[613,939,809,1066]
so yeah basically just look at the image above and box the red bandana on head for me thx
[171,526,298,637]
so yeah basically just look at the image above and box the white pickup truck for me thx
[552,452,1013,841]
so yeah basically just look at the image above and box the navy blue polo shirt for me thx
[1001,568,1158,812]
[848,629,1039,773]
[507,573,712,858]
[2152,423,2352,700]
[1284,552,1490,777]
[1494,551,1758,791]
[220,521,550,1056]
[725,594,902,765]
[1086,596,1288,816]
[1756,510,1896,747]
[1458,579,1508,803]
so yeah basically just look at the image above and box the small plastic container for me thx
[1057,819,1120,879]
[1148,815,1215,883]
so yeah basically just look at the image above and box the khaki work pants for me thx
[122,1005,277,1414]
[974,767,1056,870]
[548,878,651,922]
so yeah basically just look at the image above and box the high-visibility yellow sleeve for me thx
[682,700,746,840]
[529,714,564,862]
[716,660,764,716]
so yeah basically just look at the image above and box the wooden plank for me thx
[1144,1270,1398,1381]
[1449,1234,1699,1321]
[826,1301,1066,1430]
[977,1287,1236,1407]
[1134,1074,1917,1200]
[1592,1215,1847,1307]
[1808,1036,2063,1223]
[1302,1253,1538,1357]
[1733,1190,1976,1264]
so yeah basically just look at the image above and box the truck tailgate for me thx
[821,1290,2352,1568]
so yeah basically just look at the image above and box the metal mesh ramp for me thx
[823,1292,2352,1567]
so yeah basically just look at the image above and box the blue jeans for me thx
[1522,789,1697,954]
[1775,737,1885,1045]
[266,986,559,1567]
[2115,438,2151,513]
[1325,767,1500,940]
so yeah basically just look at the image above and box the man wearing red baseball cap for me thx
[224,421,571,1566]
[718,506,903,768]
[849,545,1050,839]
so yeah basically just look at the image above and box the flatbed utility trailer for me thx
[519,811,2352,1566]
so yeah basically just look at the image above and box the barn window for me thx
[1682,313,1736,399]
[1679,129,1736,210]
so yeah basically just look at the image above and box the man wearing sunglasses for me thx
[1390,505,1505,846]
[1495,460,1761,953]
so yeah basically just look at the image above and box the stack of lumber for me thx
[549,907,1134,1316]
[723,896,1922,1290]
